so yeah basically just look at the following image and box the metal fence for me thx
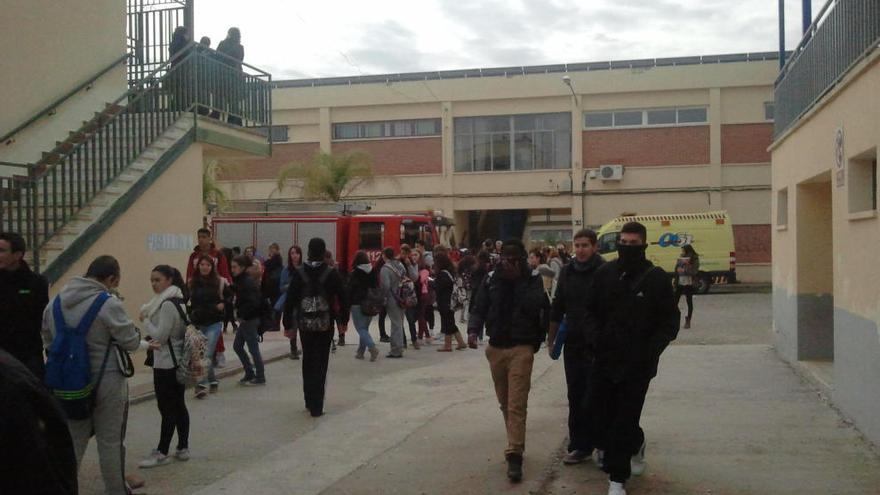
[774,0,880,138]
[0,44,271,273]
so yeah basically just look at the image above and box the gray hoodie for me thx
[41,277,141,380]
[380,259,405,303]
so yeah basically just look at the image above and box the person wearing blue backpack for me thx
[41,255,141,495]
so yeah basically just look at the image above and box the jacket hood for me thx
[58,277,111,309]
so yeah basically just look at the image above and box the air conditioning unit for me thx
[598,164,624,181]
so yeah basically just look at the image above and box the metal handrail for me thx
[0,53,129,144]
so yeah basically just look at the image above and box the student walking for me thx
[138,266,190,469]
[414,251,434,345]
[435,252,467,352]
[348,251,380,361]
[230,256,265,386]
[278,245,303,359]
[547,229,605,465]
[380,247,408,358]
[674,245,700,329]
[467,240,550,483]
[586,222,680,495]
[283,238,349,416]
[186,229,230,369]
[0,232,50,379]
[188,255,228,397]
[42,256,142,495]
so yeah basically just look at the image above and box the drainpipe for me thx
[802,0,812,34]
[778,0,786,70]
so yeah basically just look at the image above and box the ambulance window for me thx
[359,222,384,250]
[598,232,620,254]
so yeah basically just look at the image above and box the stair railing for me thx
[0,43,272,272]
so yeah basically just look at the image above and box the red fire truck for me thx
[212,213,443,271]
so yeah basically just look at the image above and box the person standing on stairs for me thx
[216,27,245,126]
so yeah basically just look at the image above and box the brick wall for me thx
[721,123,773,164]
[582,126,710,168]
[733,224,771,263]
[219,142,320,180]
[332,137,442,175]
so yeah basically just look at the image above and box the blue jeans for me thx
[350,305,375,354]
[233,318,265,381]
[198,322,223,387]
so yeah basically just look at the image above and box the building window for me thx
[777,188,789,227]
[584,106,708,129]
[848,149,878,214]
[332,118,441,140]
[764,101,775,121]
[454,113,571,172]
[254,125,289,142]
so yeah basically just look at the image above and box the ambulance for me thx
[595,211,737,294]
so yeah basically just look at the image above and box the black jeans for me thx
[590,374,650,483]
[378,308,388,339]
[154,368,189,455]
[563,344,594,453]
[405,307,419,343]
[675,285,694,319]
[300,330,333,414]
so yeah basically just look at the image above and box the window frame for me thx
[583,106,709,130]
[332,118,441,141]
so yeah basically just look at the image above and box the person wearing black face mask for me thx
[468,239,550,483]
[585,221,680,495]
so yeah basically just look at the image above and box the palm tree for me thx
[203,159,235,213]
[274,150,375,202]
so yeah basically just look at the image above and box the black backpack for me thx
[296,266,333,332]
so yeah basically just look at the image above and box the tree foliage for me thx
[275,150,375,202]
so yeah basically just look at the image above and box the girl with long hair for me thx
[434,253,467,352]
[138,265,190,468]
[675,244,700,329]
[188,255,227,398]
[347,251,381,361]
[277,246,303,359]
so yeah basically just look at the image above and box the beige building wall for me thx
[771,50,880,444]
[0,0,127,165]
[50,144,205,319]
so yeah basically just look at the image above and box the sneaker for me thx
[209,381,219,393]
[594,449,605,469]
[331,341,337,353]
[243,378,266,386]
[238,376,255,386]
[290,349,300,360]
[194,385,208,399]
[175,448,190,461]
[563,449,591,465]
[215,352,227,368]
[386,353,403,358]
[608,481,626,495]
[355,351,365,360]
[379,336,391,343]
[630,441,647,476]
[369,347,380,362]
[505,453,523,483]
[138,450,171,469]
[337,334,346,346]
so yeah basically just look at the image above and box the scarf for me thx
[139,285,184,320]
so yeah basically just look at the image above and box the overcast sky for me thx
[195,0,824,80]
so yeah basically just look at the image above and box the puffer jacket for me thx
[468,267,549,349]
[550,254,605,349]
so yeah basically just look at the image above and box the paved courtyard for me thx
[77,292,880,494]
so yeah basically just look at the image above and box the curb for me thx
[128,344,294,406]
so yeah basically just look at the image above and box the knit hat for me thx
[307,237,326,261]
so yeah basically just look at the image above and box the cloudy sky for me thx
[195,0,824,80]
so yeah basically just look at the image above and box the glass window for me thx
[514,115,537,130]
[647,109,676,125]
[393,121,412,137]
[474,134,491,171]
[475,116,510,133]
[454,117,473,134]
[538,113,570,130]
[677,108,708,123]
[334,123,358,139]
[613,111,643,126]
[359,222,384,250]
[362,122,384,138]
[554,132,571,168]
[415,119,439,135]
[514,132,534,170]
[454,135,474,172]
[585,112,613,128]
[597,232,620,254]
[764,102,775,121]
[491,133,511,170]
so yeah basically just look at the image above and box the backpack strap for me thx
[161,298,189,369]
[77,292,111,333]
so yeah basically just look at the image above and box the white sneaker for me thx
[138,449,171,469]
[630,441,647,476]
[175,448,190,461]
[608,481,627,495]
[593,449,605,469]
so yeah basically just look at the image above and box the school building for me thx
[220,52,779,282]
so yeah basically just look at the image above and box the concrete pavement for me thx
[74,293,880,494]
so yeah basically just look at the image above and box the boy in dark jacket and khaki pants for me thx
[586,222,679,495]
[468,239,549,483]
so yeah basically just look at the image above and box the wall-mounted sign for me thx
[147,234,194,252]
[834,127,845,188]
